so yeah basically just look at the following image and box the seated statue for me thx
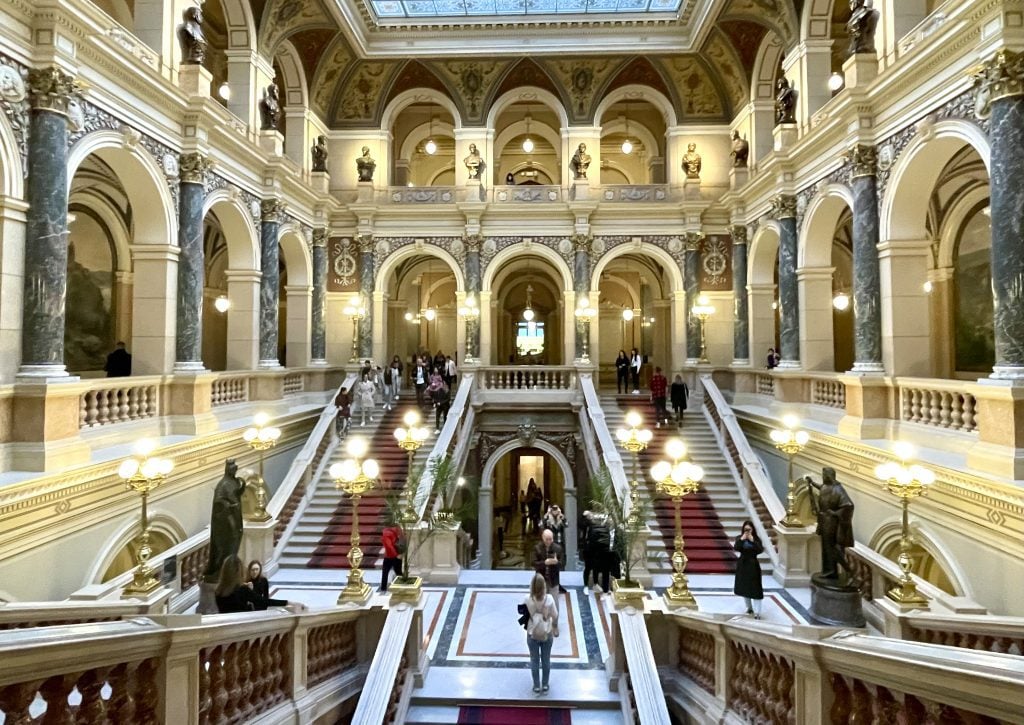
[176,6,207,65]
[259,83,281,131]
[311,135,328,172]
[847,0,879,56]
[730,130,749,168]
[203,459,247,582]
[356,146,376,182]
[775,77,797,126]
[464,143,483,181]
[570,143,591,180]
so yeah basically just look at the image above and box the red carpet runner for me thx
[616,395,737,574]
[458,706,572,724]
[306,403,416,568]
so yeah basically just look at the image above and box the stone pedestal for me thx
[166,373,219,436]
[966,378,1024,479]
[729,167,749,190]
[683,178,701,200]
[242,518,277,574]
[258,130,284,156]
[461,179,484,202]
[810,583,865,627]
[119,585,173,612]
[843,53,879,89]
[197,581,218,614]
[571,179,591,201]
[357,181,375,203]
[773,124,798,152]
[178,65,212,98]
[310,171,329,194]
[772,524,820,587]
[408,526,463,585]
[837,373,889,439]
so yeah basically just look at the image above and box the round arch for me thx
[751,32,785,102]
[485,87,569,131]
[493,119,563,163]
[590,242,685,293]
[214,0,258,50]
[375,243,466,295]
[68,191,132,273]
[598,118,661,161]
[398,119,457,162]
[381,88,463,132]
[800,183,854,268]
[203,190,260,271]
[274,39,309,108]
[278,225,312,287]
[85,512,187,586]
[869,520,971,599]
[0,108,23,198]
[881,119,992,242]
[937,187,990,270]
[593,84,678,128]
[749,221,781,285]
[800,0,837,41]
[481,242,573,292]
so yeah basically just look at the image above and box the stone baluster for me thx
[975,50,1024,379]
[175,152,212,372]
[731,226,750,365]
[19,68,79,379]
[40,673,78,722]
[357,234,375,359]
[77,667,111,721]
[108,661,137,721]
[850,145,884,372]
[684,233,702,363]
[311,229,328,364]
[259,199,286,368]
[772,194,801,367]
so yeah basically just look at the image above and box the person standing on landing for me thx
[379,524,403,592]
[733,520,764,618]
[615,350,629,394]
[532,528,564,597]
[523,573,559,694]
[629,348,642,393]
[650,366,669,428]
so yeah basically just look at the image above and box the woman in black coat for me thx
[247,560,288,611]
[615,350,629,394]
[733,520,764,618]
[215,556,256,613]
[670,374,689,426]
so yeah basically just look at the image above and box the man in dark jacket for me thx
[585,513,612,594]
[533,528,564,596]
[671,374,690,427]
[104,341,132,377]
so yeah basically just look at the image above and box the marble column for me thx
[684,235,702,362]
[259,199,285,368]
[357,235,374,360]
[465,236,482,362]
[19,68,78,378]
[850,145,883,372]
[311,229,327,364]
[731,226,750,364]
[976,50,1024,378]
[573,235,592,362]
[773,195,800,367]
[174,152,212,372]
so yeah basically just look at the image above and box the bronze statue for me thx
[356,146,376,182]
[682,142,702,179]
[805,467,855,587]
[463,143,483,180]
[311,135,328,172]
[730,130,749,168]
[570,142,591,180]
[775,77,797,126]
[847,0,879,56]
[203,459,247,582]
[176,6,207,65]
[259,83,281,131]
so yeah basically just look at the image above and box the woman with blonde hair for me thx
[215,555,255,613]
[522,572,559,694]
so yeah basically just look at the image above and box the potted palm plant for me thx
[589,466,647,601]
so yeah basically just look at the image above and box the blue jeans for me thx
[527,636,553,688]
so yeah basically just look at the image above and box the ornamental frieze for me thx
[0,53,29,178]
[477,429,578,469]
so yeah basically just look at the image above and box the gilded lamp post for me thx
[343,293,367,363]
[691,294,715,364]
[458,294,480,363]
[391,410,430,601]
[614,411,653,598]
[770,414,809,527]
[875,442,935,608]
[329,436,379,603]
[242,412,281,522]
[650,438,704,608]
[118,440,174,598]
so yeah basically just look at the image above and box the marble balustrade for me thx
[477,365,578,391]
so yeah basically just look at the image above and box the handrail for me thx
[616,607,671,725]
[351,605,417,724]
[415,371,474,519]
[576,399,602,477]
[579,373,633,518]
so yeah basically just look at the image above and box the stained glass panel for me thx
[367,0,682,19]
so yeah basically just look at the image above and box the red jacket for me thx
[650,373,668,398]
[382,526,402,558]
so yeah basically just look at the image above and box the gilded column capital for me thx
[731,225,748,245]
[463,233,483,252]
[27,67,79,115]
[178,152,212,184]
[769,194,798,220]
[312,228,328,248]
[356,233,375,253]
[261,198,287,223]
[849,144,878,179]
[571,233,593,252]
[684,232,704,252]
[973,49,1024,119]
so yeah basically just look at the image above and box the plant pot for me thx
[612,578,646,604]
[389,576,423,603]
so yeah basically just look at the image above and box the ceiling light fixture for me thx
[217,82,231,101]
[425,115,437,155]
[621,106,633,155]
[828,72,845,93]
[522,114,534,154]
[522,284,535,322]
[622,308,634,322]
[832,291,850,311]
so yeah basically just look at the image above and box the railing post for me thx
[161,630,201,725]
[837,374,891,439]
[794,661,831,725]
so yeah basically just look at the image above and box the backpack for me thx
[526,596,552,642]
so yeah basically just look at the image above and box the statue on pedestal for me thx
[730,130,749,168]
[356,146,376,182]
[464,143,483,180]
[847,0,879,56]
[682,143,702,179]
[311,135,328,172]
[570,143,591,180]
[176,6,207,65]
[203,459,247,582]
[805,467,856,587]
[775,77,797,126]
[259,83,281,131]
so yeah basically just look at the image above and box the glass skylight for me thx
[370,0,682,19]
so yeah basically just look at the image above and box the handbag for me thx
[517,603,529,630]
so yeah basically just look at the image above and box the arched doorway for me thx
[488,252,568,365]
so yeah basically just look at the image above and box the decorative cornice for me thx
[178,152,212,185]
[973,48,1024,119]
[27,67,79,115]
[769,194,798,220]
[849,144,878,179]
[261,199,287,223]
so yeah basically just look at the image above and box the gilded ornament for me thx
[312,229,328,248]
[261,198,287,222]
[178,152,212,184]
[731,225,748,245]
[27,67,78,115]
[682,143,702,179]
[770,194,798,220]
[973,49,1024,120]
[849,144,878,178]
[684,232,703,252]
[571,233,593,252]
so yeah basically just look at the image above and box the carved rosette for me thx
[27,67,78,115]
[849,144,878,179]
[731,225,748,246]
[178,152,212,184]
[769,194,798,220]
[261,199,287,223]
[312,228,328,248]
[973,49,1024,120]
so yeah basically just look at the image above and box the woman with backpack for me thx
[523,573,559,694]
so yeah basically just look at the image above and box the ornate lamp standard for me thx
[458,294,480,363]
[391,410,430,600]
[329,436,379,603]
[118,440,174,598]
[614,411,653,596]
[343,293,367,363]
[770,414,810,527]
[875,442,935,608]
[650,438,704,608]
[574,296,597,363]
[691,294,716,364]
[242,412,281,522]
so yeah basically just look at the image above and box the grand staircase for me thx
[277,394,435,571]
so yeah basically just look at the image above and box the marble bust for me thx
[570,143,591,180]
[730,131,749,168]
[176,6,207,65]
[311,135,328,172]
[464,143,483,180]
[847,0,879,56]
[775,78,797,126]
[682,143,702,179]
[259,83,281,131]
[356,146,376,182]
